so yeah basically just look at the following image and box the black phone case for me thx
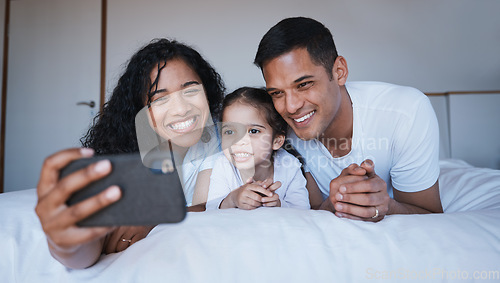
[62,153,186,226]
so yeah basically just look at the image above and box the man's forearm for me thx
[387,198,440,215]
[187,203,206,212]
[316,198,335,212]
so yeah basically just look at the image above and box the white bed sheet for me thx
[1,159,499,282]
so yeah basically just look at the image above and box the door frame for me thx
[0,0,11,194]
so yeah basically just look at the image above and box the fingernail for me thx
[336,193,343,201]
[340,186,346,193]
[81,148,94,157]
[95,160,111,173]
[335,212,343,218]
[106,186,121,200]
[336,203,343,211]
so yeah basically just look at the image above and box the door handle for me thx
[77,100,96,108]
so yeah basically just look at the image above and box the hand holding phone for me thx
[62,153,186,226]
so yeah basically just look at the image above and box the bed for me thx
[1,158,499,282]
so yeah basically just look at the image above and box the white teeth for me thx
[234,152,251,157]
[294,111,315,123]
[169,117,195,130]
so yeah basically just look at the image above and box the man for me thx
[254,17,443,221]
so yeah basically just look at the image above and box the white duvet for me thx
[1,159,499,282]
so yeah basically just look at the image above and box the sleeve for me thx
[205,154,232,210]
[285,132,311,173]
[279,154,311,209]
[390,94,440,192]
[198,129,222,172]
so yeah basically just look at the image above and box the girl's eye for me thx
[249,129,260,134]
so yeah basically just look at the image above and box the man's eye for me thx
[269,91,283,97]
[298,81,313,89]
[249,129,260,134]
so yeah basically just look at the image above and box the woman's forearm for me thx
[48,237,105,269]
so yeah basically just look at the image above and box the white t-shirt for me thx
[288,81,440,199]
[206,149,310,210]
[178,127,221,206]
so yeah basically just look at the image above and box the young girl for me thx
[206,87,310,210]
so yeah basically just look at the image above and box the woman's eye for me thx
[223,129,234,135]
[151,95,168,105]
[249,129,260,134]
[183,89,200,96]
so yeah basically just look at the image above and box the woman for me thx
[35,38,225,268]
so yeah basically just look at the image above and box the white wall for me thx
[2,0,500,192]
[104,0,500,170]
[106,0,500,94]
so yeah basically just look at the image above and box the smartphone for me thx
[61,153,186,226]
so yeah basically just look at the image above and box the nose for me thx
[284,91,303,115]
[235,132,250,146]
[169,91,191,116]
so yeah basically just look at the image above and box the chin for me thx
[169,129,203,148]
[234,162,255,171]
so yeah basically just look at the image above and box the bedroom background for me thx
[0,0,499,193]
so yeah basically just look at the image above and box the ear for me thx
[272,134,286,150]
[332,56,348,86]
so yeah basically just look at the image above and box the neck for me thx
[319,86,353,157]
[239,160,274,183]
[159,141,189,166]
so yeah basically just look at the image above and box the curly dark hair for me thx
[81,38,225,154]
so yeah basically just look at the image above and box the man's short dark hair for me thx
[254,17,338,79]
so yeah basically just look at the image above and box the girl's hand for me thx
[222,182,272,210]
[261,181,282,207]
[35,148,121,267]
[103,225,154,254]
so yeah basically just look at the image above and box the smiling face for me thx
[147,58,210,148]
[262,48,348,141]
[221,101,283,172]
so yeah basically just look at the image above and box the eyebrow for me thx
[293,75,314,83]
[249,123,266,129]
[221,123,266,129]
[265,75,314,92]
[149,81,200,96]
[182,81,201,88]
